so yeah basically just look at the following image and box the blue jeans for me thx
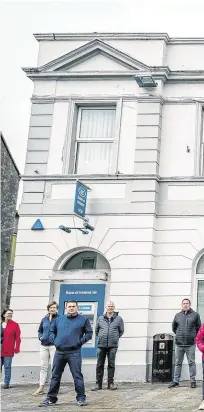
[202,359,204,400]
[47,350,85,402]
[1,356,13,385]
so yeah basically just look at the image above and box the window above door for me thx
[63,99,122,175]
[75,107,116,175]
[62,250,110,271]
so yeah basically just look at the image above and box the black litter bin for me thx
[152,333,173,383]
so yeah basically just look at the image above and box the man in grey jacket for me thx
[91,301,124,391]
[169,298,201,389]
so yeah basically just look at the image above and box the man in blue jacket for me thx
[39,300,92,407]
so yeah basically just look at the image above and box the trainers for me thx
[33,387,44,396]
[38,398,56,407]
[3,384,10,389]
[107,383,117,390]
[191,381,196,388]
[77,399,87,406]
[168,381,179,388]
[91,385,102,391]
[199,400,204,410]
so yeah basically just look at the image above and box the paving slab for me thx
[1,382,202,412]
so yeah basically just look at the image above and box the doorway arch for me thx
[50,246,111,314]
[195,252,204,322]
[53,246,110,272]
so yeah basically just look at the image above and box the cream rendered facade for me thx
[11,32,204,383]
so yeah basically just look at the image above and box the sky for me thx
[1,0,204,175]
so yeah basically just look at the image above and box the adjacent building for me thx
[1,133,20,310]
[11,32,204,383]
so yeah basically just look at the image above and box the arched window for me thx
[196,254,204,322]
[197,255,204,274]
[62,250,110,271]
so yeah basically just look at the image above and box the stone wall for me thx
[1,134,20,310]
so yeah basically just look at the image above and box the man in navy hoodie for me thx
[39,300,92,407]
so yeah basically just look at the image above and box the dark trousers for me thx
[96,347,117,386]
[173,345,196,383]
[47,350,85,402]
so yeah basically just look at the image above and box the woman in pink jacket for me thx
[196,325,204,410]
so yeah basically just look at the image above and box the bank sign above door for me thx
[74,181,88,218]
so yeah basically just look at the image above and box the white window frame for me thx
[201,108,204,175]
[63,99,122,175]
[194,104,204,176]
[74,106,116,175]
[193,252,204,317]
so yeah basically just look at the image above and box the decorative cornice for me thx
[31,95,123,104]
[163,99,203,105]
[21,174,204,183]
[31,95,203,105]
[31,97,55,103]
[34,32,171,42]
[33,32,204,45]
[23,68,204,83]
[22,174,160,182]
[170,70,204,79]
[160,176,204,183]
[30,95,165,104]
[22,70,168,82]
[137,96,165,104]
[169,38,204,45]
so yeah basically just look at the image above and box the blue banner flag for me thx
[73,182,88,218]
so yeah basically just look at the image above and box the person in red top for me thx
[1,308,21,388]
[196,325,204,410]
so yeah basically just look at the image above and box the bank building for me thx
[11,32,204,382]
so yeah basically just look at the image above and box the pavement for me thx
[1,382,202,412]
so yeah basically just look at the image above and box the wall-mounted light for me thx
[134,75,158,88]
[59,221,95,235]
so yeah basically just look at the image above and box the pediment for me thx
[62,52,138,72]
[38,39,150,72]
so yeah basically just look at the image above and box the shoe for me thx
[77,399,87,406]
[191,381,196,388]
[199,400,204,410]
[91,385,102,391]
[33,387,44,396]
[107,383,117,390]
[38,398,56,407]
[168,381,179,388]
[3,384,10,389]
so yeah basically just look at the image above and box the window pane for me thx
[197,280,204,322]
[62,251,97,270]
[75,142,112,174]
[79,109,115,139]
[202,110,204,175]
[81,258,96,269]
[197,255,204,274]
